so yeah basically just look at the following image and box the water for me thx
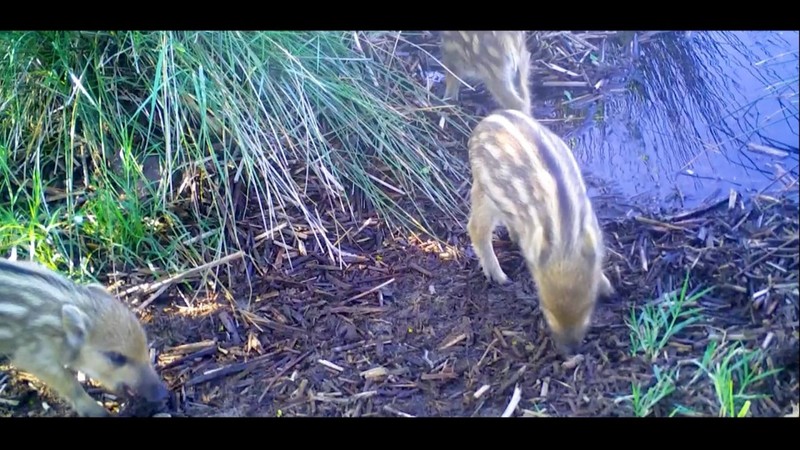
[567,31,799,215]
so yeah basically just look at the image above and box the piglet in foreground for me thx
[0,258,169,417]
[440,30,533,114]
[466,109,615,355]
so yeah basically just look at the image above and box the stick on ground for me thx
[129,250,246,310]
[501,384,522,417]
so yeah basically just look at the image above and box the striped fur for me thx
[0,258,168,416]
[467,109,615,355]
[440,31,532,114]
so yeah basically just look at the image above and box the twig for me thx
[421,370,457,381]
[439,333,467,350]
[332,339,391,354]
[136,283,171,312]
[735,237,799,278]
[318,359,345,372]
[761,332,775,350]
[160,346,218,371]
[634,216,688,231]
[662,197,729,222]
[542,81,589,88]
[497,365,527,394]
[747,143,789,158]
[259,350,314,402]
[474,384,491,399]
[346,278,396,302]
[361,367,389,380]
[327,306,386,314]
[408,262,433,278]
[501,384,522,417]
[130,251,245,310]
[183,351,276,387]
[758,162,800,196]
[383,405,414,418]
[165,339,218,355]
[254,222,289,243]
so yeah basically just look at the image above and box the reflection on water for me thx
[568,31,799,214]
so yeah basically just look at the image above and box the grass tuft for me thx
[628,365,677,417]
[691,341,783,417]
[627,269,712,362]
[0,31,473,279]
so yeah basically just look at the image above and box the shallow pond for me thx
[567,31,799,215]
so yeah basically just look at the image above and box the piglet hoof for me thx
[486,270,509,286]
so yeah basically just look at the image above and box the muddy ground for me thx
[1,32,798,418]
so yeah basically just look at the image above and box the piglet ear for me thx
[61,304,90,355]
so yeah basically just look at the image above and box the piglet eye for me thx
[105,351,128,366]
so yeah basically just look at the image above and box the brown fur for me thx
[466,109,615,355]
[440,30,532,114]
[0,258,168,416]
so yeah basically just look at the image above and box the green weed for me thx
[692,341,782,417]
[627,269,712,362]
[628,365,678,417]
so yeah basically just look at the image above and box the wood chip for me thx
[561,354,585,370]
[166,339,217,355]
[360,367,388,380]
[439,333,467,350]
[318,359,344,372]
[474,384,491,398]
[540,377,550,398]
[383,405,414,417]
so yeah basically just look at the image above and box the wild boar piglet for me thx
[466,109,615,355]
[0,258,169,417]
[440,30,532,114]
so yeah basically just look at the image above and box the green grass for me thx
[627,269,711,363]
[691,341,782,417]
[624,269,786,417]
[628,365,678,417]
[0,31,474,280]
[663,340,780,418]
